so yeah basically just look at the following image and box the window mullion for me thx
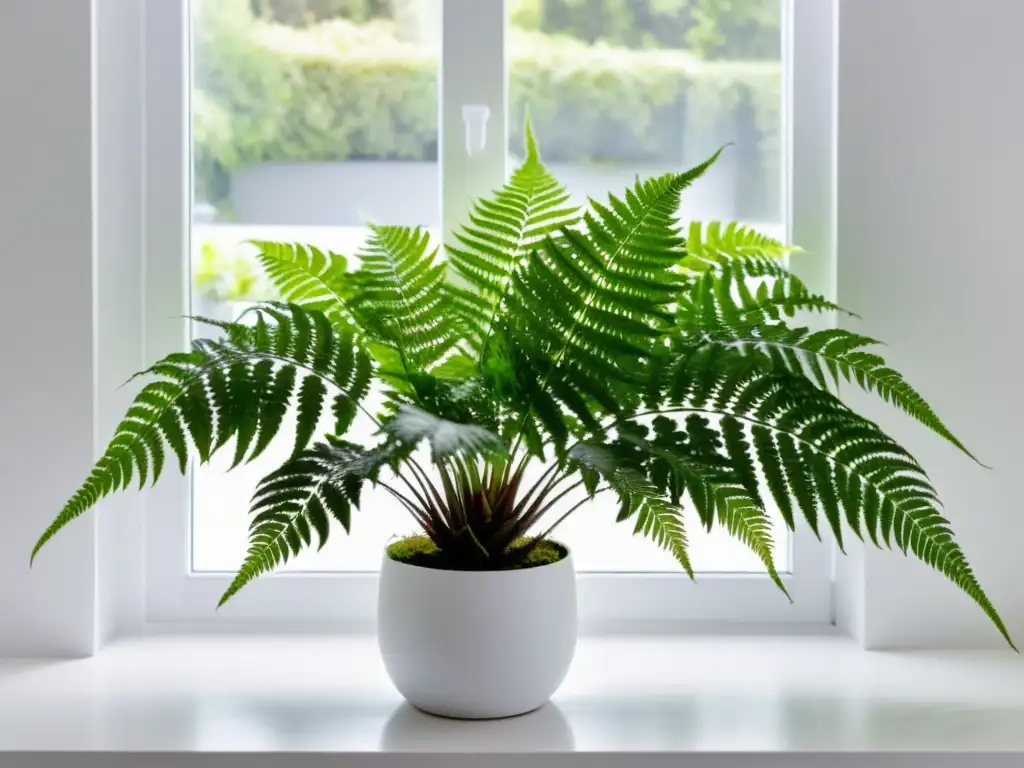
[440,0,508,243]
[144,0,194,619]
[784,0,837,609]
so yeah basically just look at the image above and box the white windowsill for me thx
[1,634,1022,767]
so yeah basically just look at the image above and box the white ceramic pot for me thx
[377,549,577,719]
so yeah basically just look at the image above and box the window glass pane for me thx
[508,0,787,571]
[190,0,439,572]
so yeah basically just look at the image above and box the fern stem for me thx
[534,487,610,543]
[438,460,467,528]
[394,470,446,532]
[508,463,561,520]
[405,458,454,528]
[459,522,492,562]
[513,478,586,537]
[379,482,432,532]
[501,468,573,541]
[490,454,531,518]
[499,449,530,490]
[447,457,475,525]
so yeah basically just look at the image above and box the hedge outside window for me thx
[194,0,781,221]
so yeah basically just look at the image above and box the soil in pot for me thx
[386,535,568,571]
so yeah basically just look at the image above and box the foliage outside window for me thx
[195,0,781,220]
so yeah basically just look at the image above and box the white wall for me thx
[0,0,145,657]
[0,1,98,656]
[837,0,1024,648]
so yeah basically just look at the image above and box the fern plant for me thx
[32,124,1014,647]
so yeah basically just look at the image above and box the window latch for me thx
[461,104,490,157]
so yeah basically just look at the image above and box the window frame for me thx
[142,0,837,630]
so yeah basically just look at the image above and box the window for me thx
[145,0,835,625]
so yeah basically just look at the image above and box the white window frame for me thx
[142,0,837,631]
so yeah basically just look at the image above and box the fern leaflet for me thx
[250,241,358,333]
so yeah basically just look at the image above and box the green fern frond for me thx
[31,353,203,562]
[677,259,847,331]
[250,241,358,333]
[694,323,977,461]
[506,153,723,352]
[32,304,372,564]
[680,220,795,271]
[498,158,724,446]
[501,236,657,432]
[630,492,693,579]
[714,485,790,599]
[653,358,1013,648]
[569,443,693,576]
[612,420,788,597]
[447,118,578,350]
[350,225,462,374]
[199,304,373,457]
[219,440,396,605]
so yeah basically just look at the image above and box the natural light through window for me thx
[189,0,787,574]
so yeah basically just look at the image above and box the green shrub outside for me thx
[194,0,298,203]
[250,0,391,26]
[194,0,782,219]
[515,0,778,60]
[252,0,779,61]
